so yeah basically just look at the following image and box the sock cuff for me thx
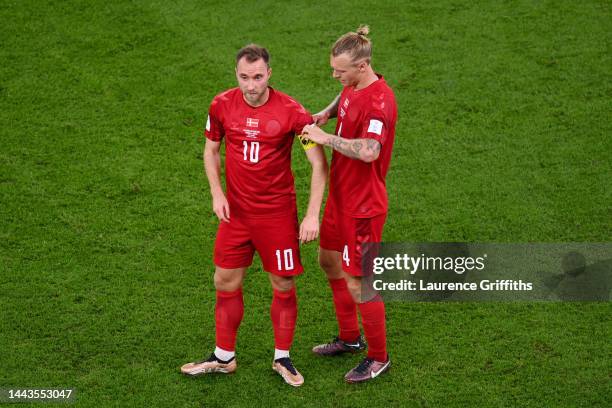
[216,287,243,298]
[357,297,384,312]
[357,293,383,304]
[273,286,296,299]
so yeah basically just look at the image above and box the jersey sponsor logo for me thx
[206,115,211,131]
[339,107,346,118]
[343,98,349,108]
[246,117,259,128]
[244,129,260,139]
[368,119,383,135]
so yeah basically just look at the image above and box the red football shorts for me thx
[214,213,303,276]
[319,197,386,277]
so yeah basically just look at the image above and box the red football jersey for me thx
[330,75,397,217]
[205,87,312,218]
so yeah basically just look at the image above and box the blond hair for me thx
[331,25,372,64]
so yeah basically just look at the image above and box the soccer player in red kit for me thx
[181,44,327,387]
[301,26,397,383]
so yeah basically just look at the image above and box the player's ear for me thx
[267,67,272,78]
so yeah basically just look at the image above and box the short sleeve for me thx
[205,98,225,142]
[361,94,389,144]
[361,115,387,145]
[291,102,313,136]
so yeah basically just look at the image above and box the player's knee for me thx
[214,271,241,291]
[319,251,342,277]
[269,274,294,292]
[318,254,334,270]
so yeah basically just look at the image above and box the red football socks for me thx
[215,288,244,351]
[357,298,387,362]
[270,287,298,351]
[328,278,361,342]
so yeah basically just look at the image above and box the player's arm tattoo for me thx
[366,138,381,155]
[326,135,380,162]
[328,135,360,159]
[351,141,363,156]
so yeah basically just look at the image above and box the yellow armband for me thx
[298,135,317,151]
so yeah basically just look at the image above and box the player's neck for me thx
[243,88,270,107]
[354,69,379,91]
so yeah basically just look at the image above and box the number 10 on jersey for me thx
[243,141,260,163]
[275,248,294,271]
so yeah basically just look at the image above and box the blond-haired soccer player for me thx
[181,44,327,387]
[302,25,397,383]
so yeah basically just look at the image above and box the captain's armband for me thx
[298,135,317,151]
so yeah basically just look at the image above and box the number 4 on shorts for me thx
[343,245,350,266]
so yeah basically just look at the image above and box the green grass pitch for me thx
[1,0,610,407]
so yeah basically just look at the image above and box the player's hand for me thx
[299,214,319,244]
[212,192,230,222]
[312,111,330,126]
[301,124,329,145]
